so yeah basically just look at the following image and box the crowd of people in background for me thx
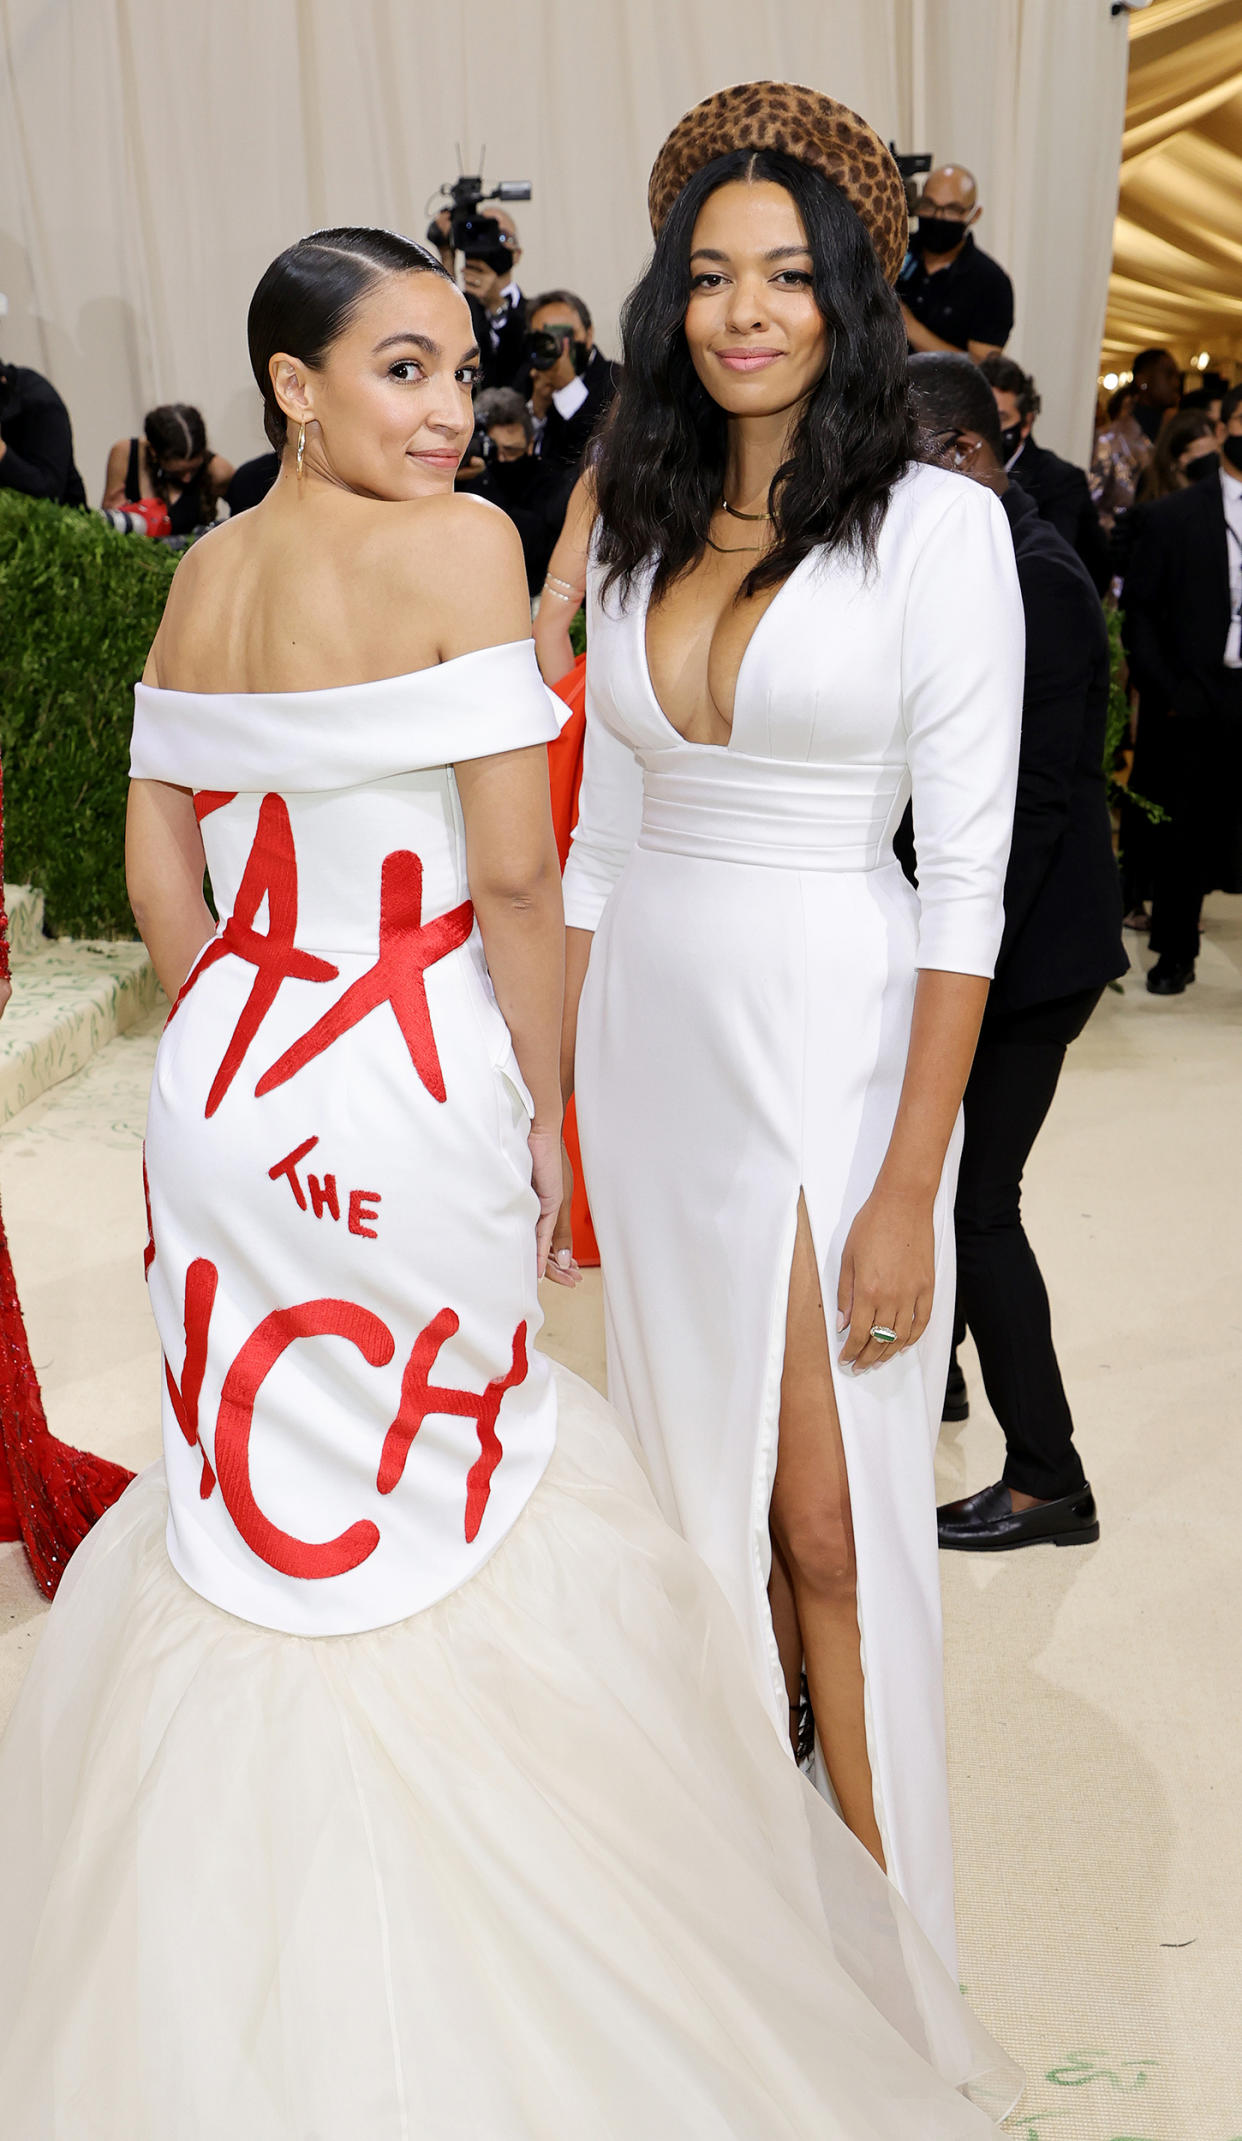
[1,165,1237,1013]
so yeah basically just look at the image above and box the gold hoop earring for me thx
[296,422,306,478]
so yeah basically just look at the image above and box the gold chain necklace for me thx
[719,497,772,522]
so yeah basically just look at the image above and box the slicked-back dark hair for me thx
[908,351,1005,461]
[248,226,452,453]
[593,147,913,604]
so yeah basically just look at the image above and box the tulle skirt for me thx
[0,1364,1020,2138]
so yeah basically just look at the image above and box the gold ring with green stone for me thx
[869,1324,898,1345]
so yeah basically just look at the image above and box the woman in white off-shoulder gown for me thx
[558,95,1024,1972]
[0,229,1021,2137]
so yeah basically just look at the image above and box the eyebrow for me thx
[689,245,812,264]
[372,331,481,365]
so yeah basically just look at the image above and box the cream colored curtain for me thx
[1104,0,1242,371]
[0,0,1126,498]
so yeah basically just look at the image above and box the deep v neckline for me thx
[638,551,814,753]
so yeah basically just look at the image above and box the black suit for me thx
[523,348,620,473]
[1122,472,1242,962]
[466,289,529,393]
[988,485,1127,1014]
[952,485,1126,1500]
[476,453,576,594]
[1009,435,1110,596]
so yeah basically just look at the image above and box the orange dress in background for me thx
[0,759,134,1595]
[547,654,598,1267]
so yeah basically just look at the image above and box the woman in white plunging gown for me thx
[0,228,1021,2134]
[558,91,1023,1970]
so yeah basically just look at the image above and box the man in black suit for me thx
[908,353,1127,1552]
[515,290,619,475]
[1122,382,1242,994]
[979,351,1110,595]
[469,388,575,594]
[460,207,528,392]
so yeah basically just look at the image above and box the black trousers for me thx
[1148,674,1242,966]
[953,988,1102,1501]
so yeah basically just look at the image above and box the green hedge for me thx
[0,491,177,936]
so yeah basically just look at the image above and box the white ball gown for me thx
[563,464,1025,1972]
[0,637,1020,2137]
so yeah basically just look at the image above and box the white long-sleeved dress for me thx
[564,463,1024,1972]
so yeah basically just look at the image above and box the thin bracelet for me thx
[542,573,584,603]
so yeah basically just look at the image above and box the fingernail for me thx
[836,1312,847,1332]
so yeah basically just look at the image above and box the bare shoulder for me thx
[357,493,531,656]
[145,518,245,665]
[367,491,524,582]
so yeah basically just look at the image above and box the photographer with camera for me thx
[519,291,619,474]
[428,180,531,392]
[466,386,575,595]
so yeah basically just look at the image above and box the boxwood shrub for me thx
[0,491,177,937]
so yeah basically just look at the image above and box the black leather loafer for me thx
[1146,958,1195,996]
[942,1359,969,1423]
[937,1481,1099,1552]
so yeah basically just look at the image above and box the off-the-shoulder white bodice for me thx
[131,638,563,793]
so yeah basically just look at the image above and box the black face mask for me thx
[1222,434,1242,475]
[918,215,967,255]
[999,422,1024,463]
[1183,450,1220,484]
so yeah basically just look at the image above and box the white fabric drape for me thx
[0,2,1125,491]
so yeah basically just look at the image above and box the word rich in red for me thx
[162,1259,528,1578]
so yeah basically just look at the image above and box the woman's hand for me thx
[0,976,11,1022]
[836,1186,934,1373]
[531,1126,581,1287]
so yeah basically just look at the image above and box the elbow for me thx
[471,851,562,919]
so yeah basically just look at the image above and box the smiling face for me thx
[682,178,830,421]
[270,271,480,501]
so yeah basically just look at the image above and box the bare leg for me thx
[769,1196,885,1868]
[767,1535,803,1753]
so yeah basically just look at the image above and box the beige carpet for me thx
[2,905,1239,2139]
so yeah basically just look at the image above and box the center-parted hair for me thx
[593,147,914,604]
[247,227,452,453]
[143,403,214,521]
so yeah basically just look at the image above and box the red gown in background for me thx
[0,759,134,1596]
[547,653,598,1267]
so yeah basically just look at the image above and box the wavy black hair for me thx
[594,148,913,603]
[247,226,452,453]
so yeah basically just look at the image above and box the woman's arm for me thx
[208,454,235,505]
[125,779,215,999]
[101,438,132,509]
[836,972,988,1371]
[840,481,1023,1375]
[454,745,567,1281]
[533,471,594,685]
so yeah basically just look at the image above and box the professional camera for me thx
[526,324,588,377]
[96,498,172,539]
[428,172,532,266]
[889,147,931,212]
